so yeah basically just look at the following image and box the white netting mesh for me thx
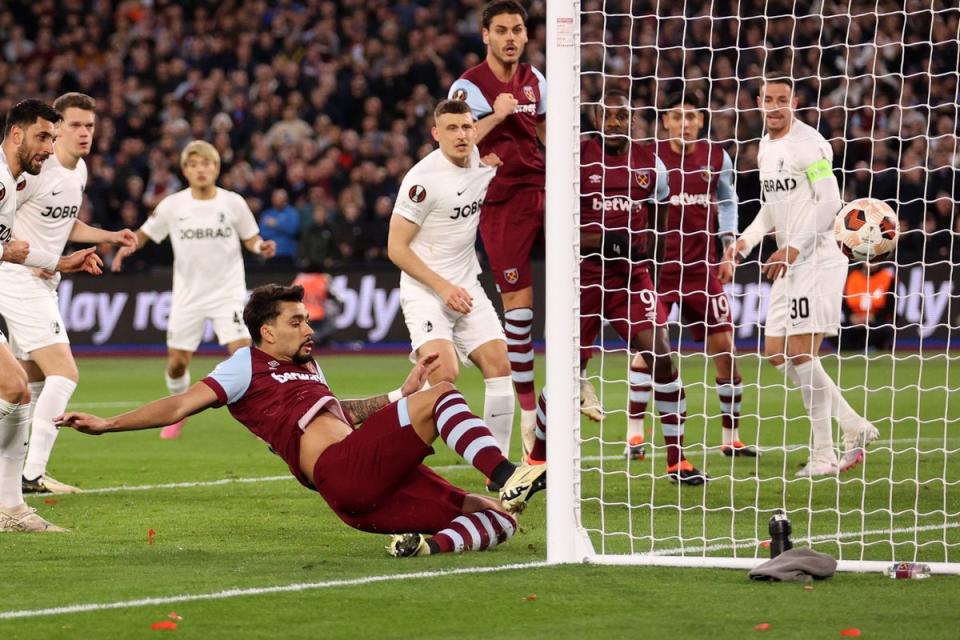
[574,0,960,567]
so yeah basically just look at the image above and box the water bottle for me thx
[768,509,793,558]
[884,562,931,579]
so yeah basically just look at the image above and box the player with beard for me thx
[0,99,102,532]
[57,284,547,557]
[0,93,137,495]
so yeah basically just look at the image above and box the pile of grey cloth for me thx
[749,548,838,581]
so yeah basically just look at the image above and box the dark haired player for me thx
[0,99,102,532]
[628,92,757,459]
[448,1,547,454]
[57,284,547,556]
[721,75,877,477]
[529,91,708,485]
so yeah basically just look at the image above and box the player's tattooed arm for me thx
[341,395,390,426]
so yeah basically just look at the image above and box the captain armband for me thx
[805,158,833,184]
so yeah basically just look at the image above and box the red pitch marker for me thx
[43,498,58,505]
[840,629,862,637]
[753,623,770,631]
[149,529,156,545]
[150,621,177,630]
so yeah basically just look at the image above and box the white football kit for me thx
[740,119,848,337]
[0,154,87,357]
[394,147,503,361]
[141,187,260,351]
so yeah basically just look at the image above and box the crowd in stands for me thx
[1,0,956,272]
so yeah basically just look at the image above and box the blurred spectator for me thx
[299,204,340,271]
[259,189,301,263]
[0,0,954,275]
[839,263,896,351]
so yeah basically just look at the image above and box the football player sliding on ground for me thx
[57,284,547,556]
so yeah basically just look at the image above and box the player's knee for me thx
[167,360,189,378]
[787,353,812,367]
[431,362,459,384]
[408,381,457,424]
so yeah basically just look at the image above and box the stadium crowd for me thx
[1,0,956,270]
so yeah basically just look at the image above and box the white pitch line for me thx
[647,521,960,556]
[0,561,550,621]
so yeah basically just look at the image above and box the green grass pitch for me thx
[1,353,957,639]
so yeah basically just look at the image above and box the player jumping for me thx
[721,74,878,476]
[57,284,547,556]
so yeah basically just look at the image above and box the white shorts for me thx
[167,301,250,352]
[765,262,845,337]
[400,281,506,363]
[0,268,69,359]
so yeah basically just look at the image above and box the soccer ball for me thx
[833,198,899,261]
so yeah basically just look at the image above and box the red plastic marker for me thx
[753,623,770,631]
[150,621,177,630]
[840,629,861,637]
[149,529,155,545]
[43,498,58,506]
[760,540,771,548]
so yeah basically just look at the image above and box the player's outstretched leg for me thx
[408,384,546,514]
[387,509,518,558]
[626,354,650,460]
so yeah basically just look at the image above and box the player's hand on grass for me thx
[1,239,30,264]
[402,353,441,396]
[480,153,503,168]
[762,246,799,281]
[55,412,109,435]
[112,228,138,249]
[260,240,277,259]
[58,247,103,275]
[439,282,473,314]
[492,93,519,121]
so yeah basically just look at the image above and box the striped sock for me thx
[430,509,518,553]
[716,377,743,445]
[654,372,687,467]
[628,364,652,439]
[504,307,536,411]
[529,390,546,462]
[434,390,514,485]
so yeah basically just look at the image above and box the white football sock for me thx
[0,403,29,509]
[483,376,515,457]
[778,361,863,437]
[792,359,837,462]
[23,376,77,481]
[165,371,191,396]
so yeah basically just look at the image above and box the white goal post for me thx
[545,0,960,574]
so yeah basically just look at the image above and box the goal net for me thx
[545,0,960,573]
